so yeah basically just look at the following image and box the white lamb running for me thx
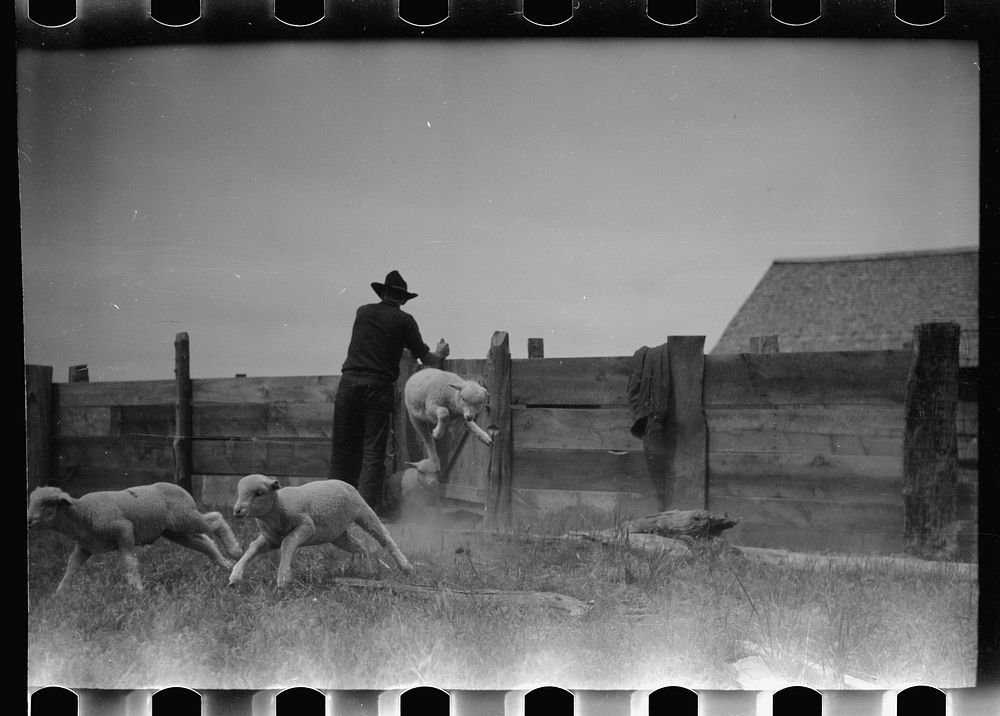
[228,474,413,588]
[26,482,243,593]
[404,368,494,472]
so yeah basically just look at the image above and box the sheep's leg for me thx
[228,534,276,586]
[55,545,92,594]
[410,416,442,472]
[465,419,494,446]
[355,509,413,574]
[275,523,316,588]
[432,407,451,439]
[164,532,237,570]
[201,511,243,560]
[116,538,143,592]
[333,530,375,571]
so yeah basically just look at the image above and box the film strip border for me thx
[26,683,1000,714]
[17,1,1000,714]
[12,0,1000,45]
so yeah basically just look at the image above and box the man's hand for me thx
[436,338,451,359]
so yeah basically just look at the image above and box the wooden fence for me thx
[25,325,977,559]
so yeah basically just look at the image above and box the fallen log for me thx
[332,578,592,617]
[621,509,740,539]
[733,545,977,580]
[564,530,691,557]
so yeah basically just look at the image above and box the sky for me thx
[17,39,980,382]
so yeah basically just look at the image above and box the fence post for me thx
[528,338,544,358]
[25,365,55,492]
[68,365,89,382]
[393,349,419,473]
[485,331,512,527]
[903,322,960,559]
[173,332,193,493]
[667,336,708,510]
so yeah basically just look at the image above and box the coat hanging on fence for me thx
[627,343,671,437]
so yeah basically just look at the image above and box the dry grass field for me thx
[26,507,977,692]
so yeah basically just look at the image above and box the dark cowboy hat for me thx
[371,270,418,301]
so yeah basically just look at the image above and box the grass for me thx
[26,507,978,691]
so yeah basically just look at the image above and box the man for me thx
[330,270,449,520]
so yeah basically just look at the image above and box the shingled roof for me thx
[711,247,979,366]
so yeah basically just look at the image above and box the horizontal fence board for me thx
[512,407,641,451]
[191,375,339,404]
[57,407,116,438]
[267,403,335,438]
[56,468,178,497]
[57,436,176,472]
[706,406,904,457]
[704,350,911,406]
[726,520,904,555]
[513,448,650,493]
[193,404,270,437]
[511,356,634,406]
[708,451,902,483]
[119,405,175,439]
[510,487,661,523]
[710,495,903,535]
[55,380,177,407]
[192,437,331,477]
[440,358,488,379]
[193,474,326,509]
[710,473,901,506]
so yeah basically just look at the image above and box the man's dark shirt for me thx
[340,301,431,384]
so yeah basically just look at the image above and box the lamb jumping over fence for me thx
[26,482,243,593]
[404,368,494,472]
[228,474,413,588]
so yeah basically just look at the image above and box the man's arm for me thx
[420,338,450,367]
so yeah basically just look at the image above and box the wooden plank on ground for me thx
[706,405,904,456]
[703,350,912,407]
[55,380,177,407]
[511,356,634,406]
[512,447,650,493]
[708,452,901,482]
[667,336,707,509]
[192,375,340,404]
[512,407,641,451]
[725,519,904,556]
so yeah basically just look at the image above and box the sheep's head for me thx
[452,382,489,423]
[233,474,281,518]
[405,460,441,489]
[27,486,75,529]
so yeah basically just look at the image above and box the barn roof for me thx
[711,247,979,366]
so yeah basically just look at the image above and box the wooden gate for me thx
[392,331,512,523]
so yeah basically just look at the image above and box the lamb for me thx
[227,474,413,588]
[403,368,494,472]
[385,459,443,522]
[26,482,243,593]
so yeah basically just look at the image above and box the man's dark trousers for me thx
[330,376,395,510]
